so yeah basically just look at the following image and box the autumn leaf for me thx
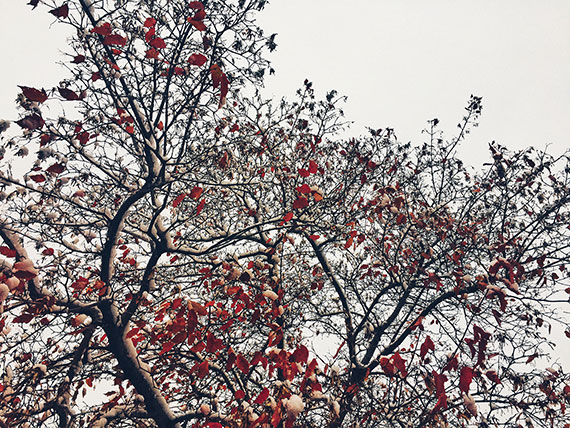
[0,246,17,258]
[103,34,127,47]
[19,86,48,103]
[281,212,293,225]
[149,37,166,49]
[486,370,501,384]
[72,55,85,63]
[254,387,270,405]
[196,199,206,215]
[58,87,81,101]
[49,4,69,19]
[29,174,46,183]
[210,64,229,107]
[13,259,38,280]
[392,352,407,377]
[146,48,160,59]
[91,23,112,36]
[296,184,311,194]
[197,360,209,378]
[143,17,156,27]
[16,114,45,130]
[188,17,206,31]
[459,366,474,393]
[189,186,203,200]
[172,193,187,208]
[298,168,310,178]
[292,197,309,210]
[145,26,156,43]
[420,335,435,360]
[46,163,65,174]
[189,1,205,10]
[432,370,448,411]
[236,354,249,374]
[188,300,207,316]
[188,53,207,66]
[308,160,318,174]
[291,345,309,364]
[206,332,224,353]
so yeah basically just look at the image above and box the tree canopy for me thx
[1,1,570,427]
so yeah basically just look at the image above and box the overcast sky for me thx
[1,0,569,363]
[257,0,570,166]
[2,1,569,168]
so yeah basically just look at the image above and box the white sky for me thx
[257,0,570,166]
[2,1,569,168]
[0,0,569,373]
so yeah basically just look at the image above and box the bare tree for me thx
[1,1,569,428]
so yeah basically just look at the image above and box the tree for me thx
[1,1,570,427]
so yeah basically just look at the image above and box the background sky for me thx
[2,1,569,168]
[0,0,569,369]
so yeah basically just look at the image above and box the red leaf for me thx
[291,345,309,364]
[192,9,206,21]
[189,186,203,200]
[282,212,294,223]
[254,387,270,405]
[432,370,448,410]
[420,335,435,360]
[58,87,80,101]
[49,4,69,19]
[149,37,166,49]
[91,72,101,81]
[234,389,245,399]
[206,332,224,353]
[188,300,207,316]
[292,197,309,210]
[309,234,320,241]
[189,1,205,9]
[210,64,229,107]
[30,174,46,183]
[91,23,112,36]
[188,53,207,66]
[19,86,48,103]
[271,405,282,428]
[16,114,45,130]
[103,34,127,47]
[236,354,249,374]
[72,55,85,63]
[145,26,156,43]
[196,198,206,215]
[392,352,407,377]
[197,360,209,378]
[0,246,17,258]
[146,48,159,59]
[13,313,34,324]
[188,17,206,31]
[344,236,353,249]
[485,370,501,384]
[308,160,318,174]
[443,354,458,372]
[143,17,156,28]
[459,366,474,393]
[298,168,310,178]
[296,184,311,194]
[46,163,65,174]
[172,193,187,208]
